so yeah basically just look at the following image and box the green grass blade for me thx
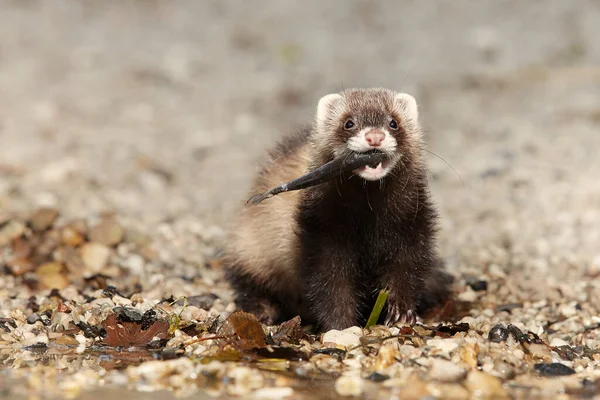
[365,288,390,329]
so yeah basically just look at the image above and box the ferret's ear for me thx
[394,93,418,121]
[316,93,342,127]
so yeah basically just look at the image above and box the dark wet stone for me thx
[435,322,470,336]
[102,285,125,298]
[495,303,522,313]
[534,363,576,376]
[76,322,106,338]
[181,294,218,310]
[147,338,169,349]
[155,349,184,361]
[554,345,579,361]
[27,313,41,324]
[488,324,509,342]
[466,278,488,291]
[366,372,390,382]
[141,309,157,330]
[507,324,544,344]
[313,348,346,357]
[114,306,143,323]
[27,296,39,312]
[24,342,48,352]
[0,317,17,332]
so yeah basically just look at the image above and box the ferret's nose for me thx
[365,130,385,147]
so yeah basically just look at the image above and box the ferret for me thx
[224,87,452,331]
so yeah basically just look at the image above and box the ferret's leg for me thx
[302,251,360,331]
[379,258,427,326]
[224,267,283,325]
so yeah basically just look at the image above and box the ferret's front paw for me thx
[384,303,416,326]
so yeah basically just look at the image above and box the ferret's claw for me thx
[384,305,416,327]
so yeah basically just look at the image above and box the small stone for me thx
[375,341,400,370]
[184,294,217,310]
[457,287,478,302]
[534,363,576,376]
[334,375,363,396]
[37,262,70,289]
[491,361,515,380]
[114,307,143,323]
[27,314,42,324]
[466,278,488,291]
[525,343,552,362]
[488,324,509,342]
[54,335,79,346]
[559,304,578,318]
[180,306,208,322]
[427,338,460,355]
[7,258,35,276]
[465,371,507,398]
[252,387,294,399]
[495,303,522,313]
[30,208,59,231]
[429,359,467,382]
[61,226,84,246]
[80,243,111,273]
[322,327,361,348]
[550,338,569,347]
[0,220,26,246]
[366,372,389,382]
[88,219,124,246]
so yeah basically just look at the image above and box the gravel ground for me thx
[1,1,600,399]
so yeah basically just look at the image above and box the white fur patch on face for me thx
[347,127,398,153]
[346,127,400,181]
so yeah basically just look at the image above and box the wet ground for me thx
[1,1,600,399]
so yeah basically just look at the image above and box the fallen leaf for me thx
[217,310,266,350]
[101,313,169,347]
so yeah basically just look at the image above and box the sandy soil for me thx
[1,1,600,399]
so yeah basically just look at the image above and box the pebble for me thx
[184,294,217,310]
[252,387,294,399]
[334,375,363,396]
[550,338,569,347]
[322,327,361,348]
[27,314,41,324]
[29,208,59,231]
[88,219,124,246]
[61,227,85,246]
[457,287,478,302]
[36,262,70,289]
[526,343,552,362]
[426,338,460,355]
[80,243,111,273]
[534,363,576,376]
[0,220,25,246]
[466,278,488,291]
[488,324,509,342]
[428,359,467,382]
[465,371,507,398]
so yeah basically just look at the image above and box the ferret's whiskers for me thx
[423,148,464,187]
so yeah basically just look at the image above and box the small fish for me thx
[246,151,387,205]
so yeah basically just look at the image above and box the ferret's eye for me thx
[344,119,355,130]
[389,119,399,130]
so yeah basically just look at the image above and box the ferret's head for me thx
[313,88,423,181]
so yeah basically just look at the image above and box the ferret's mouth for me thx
[353,150,398,181]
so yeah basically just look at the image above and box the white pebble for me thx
[429,359,467,382]
[322,328,361,348]
[252,387,294,399]
[334,375,363,396]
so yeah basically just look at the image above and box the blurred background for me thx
[1,1,600,287]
